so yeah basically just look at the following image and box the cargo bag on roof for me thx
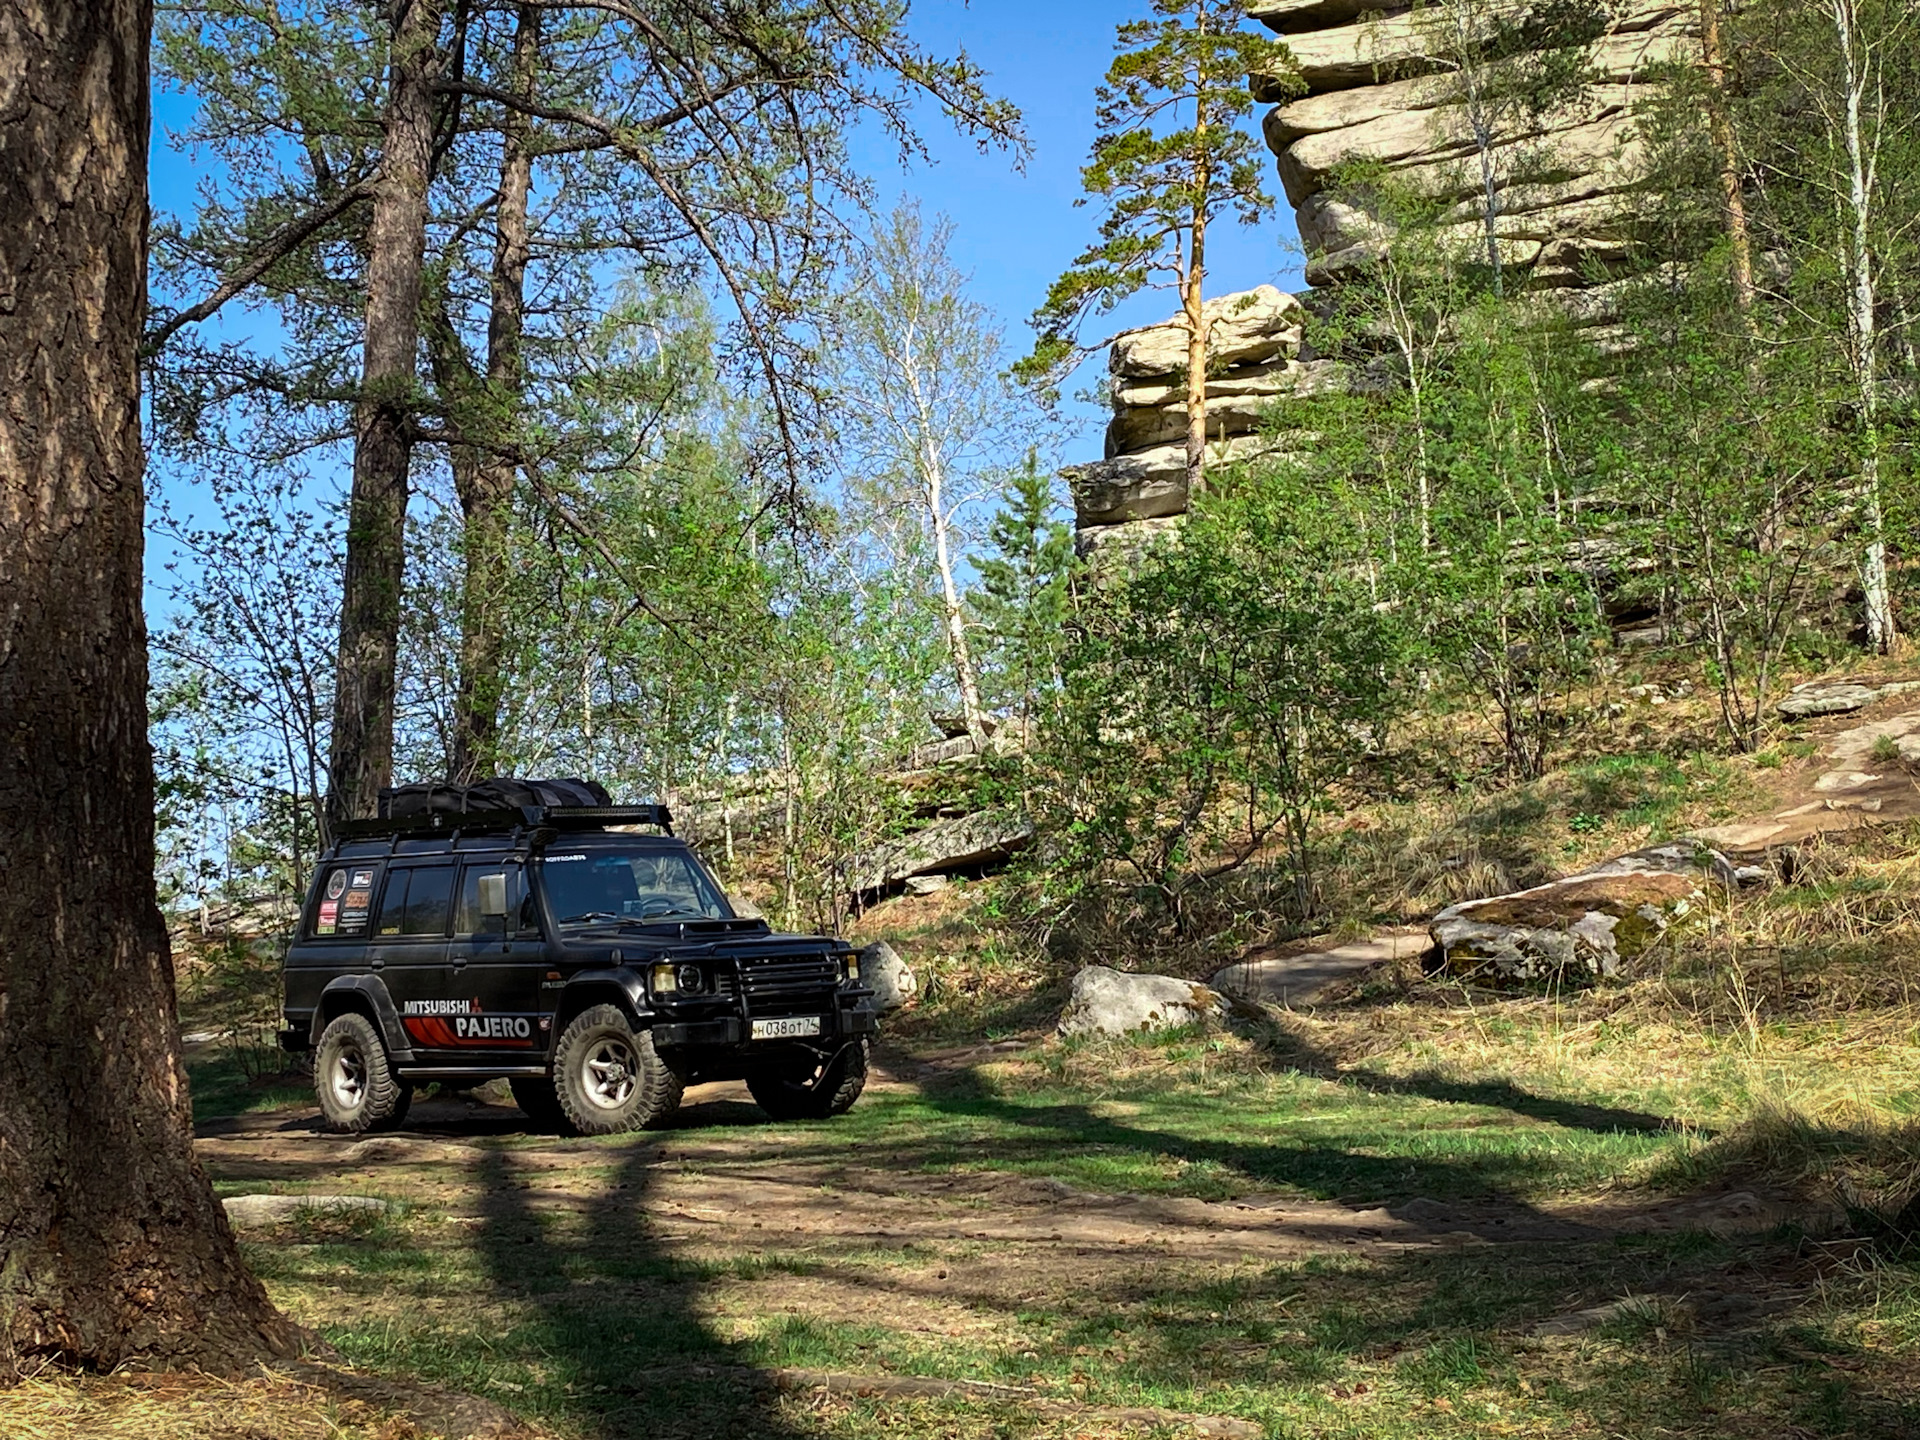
[378,776,612,819]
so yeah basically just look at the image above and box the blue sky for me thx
[144,1,1307,548]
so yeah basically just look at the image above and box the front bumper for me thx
[651,1003,877,1049]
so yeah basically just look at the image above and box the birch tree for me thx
[830,205,1049,747]
[1750,0,1920,652]
[1415,0,1609,298]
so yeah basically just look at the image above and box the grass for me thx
[161,938,1920,1439]
[185,1046,312,1123]
[192,1051,1920,1440]
[117,669,1920,1437]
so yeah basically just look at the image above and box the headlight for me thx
[651,962,677,994]
[844,953,861,984]
[675,962,705,994]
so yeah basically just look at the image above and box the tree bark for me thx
[449,3,538,784]
[1183,72,1211,502]
[1831,0,1894,652]
[1699,0,1757,324]
[328,0,446,820]
[923,441,989,749]
[0,0,298,1379]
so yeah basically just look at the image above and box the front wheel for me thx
[748,1040,868,1121]
[314,1012,412,1133]
[552,1005,683,1135]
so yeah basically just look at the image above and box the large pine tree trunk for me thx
[0,0,298,1379]
[450,3,538,784]
[328,0,445,820]
[1182,92,1211,502]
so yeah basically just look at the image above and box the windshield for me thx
[537,847,732,926]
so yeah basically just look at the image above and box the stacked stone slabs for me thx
[1065,2,1699,554]
[1251,0,1699,291]
[1069,285,1337,558]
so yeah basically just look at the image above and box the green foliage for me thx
[150,468,340,906]
[1019,0,1299,393]
[1038,480,1405,933]
[974,452,1075,727]
[1281,182,1609,778]
[1408,0,1610,297]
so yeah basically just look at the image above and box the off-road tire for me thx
[747,1039,868,1121]
[509,1075,567,1132]
[552,1004,683,1135]
[314,1011,412,1133]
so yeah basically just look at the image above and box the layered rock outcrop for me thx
[1068,286,1325,557]
[1253,0,1694,291]
[1067,3,1697,552]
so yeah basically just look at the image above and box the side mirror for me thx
[478,874,508,919]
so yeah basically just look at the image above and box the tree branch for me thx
[142,178,379,357]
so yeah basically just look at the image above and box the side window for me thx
[455,863,531,936]
[399,865,455,936]
[374,870,412,937]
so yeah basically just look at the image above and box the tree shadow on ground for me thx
[1251,1016,1700,1136]
[469,1119,812,1440]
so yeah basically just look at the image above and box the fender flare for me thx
[313,974,417,1063]
[557,969,652,1032]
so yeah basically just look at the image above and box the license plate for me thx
[750,1015,822,1040]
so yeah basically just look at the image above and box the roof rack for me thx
[333,803,674,842]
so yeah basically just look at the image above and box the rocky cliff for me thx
[1253,0,1694,291]
[1069,0,1697,553]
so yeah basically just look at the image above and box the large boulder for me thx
[1057,965,1228,1038]
[1107,392,1280,455]
[1431,842,1734,984]
[1075,515,1186,574]
[1108,286,1305,378]
[847,809,1035,893]
[858,940,917,1012]
[1105,360,1351,454]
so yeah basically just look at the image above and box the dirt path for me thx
[196,1066,1787,1279]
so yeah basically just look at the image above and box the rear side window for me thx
[375,865,455,937]
[311,864,379,938]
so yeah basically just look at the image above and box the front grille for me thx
[733,953,839,1017]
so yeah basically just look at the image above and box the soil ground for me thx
[88,1033,1912,1440]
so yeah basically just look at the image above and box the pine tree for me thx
[975,452,1076,731]
[1021,0,1298,499]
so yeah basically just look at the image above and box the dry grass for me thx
[0,1368,425,1440]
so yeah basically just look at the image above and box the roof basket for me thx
[333,802,673,842]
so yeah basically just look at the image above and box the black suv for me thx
[280,795,876,1135]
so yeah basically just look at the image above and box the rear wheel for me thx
[747,1040,868,1121]
[509,1076,566,1132]
[314,1012,412,1133]
[552,1004,683,1135]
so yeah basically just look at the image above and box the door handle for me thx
[451,956,468,969]
[369,957,384,970]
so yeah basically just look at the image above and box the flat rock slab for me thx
[1211,930,1432,1007]
[1778,678,1920,718]
[847,809,1035,893]
[1691,705,1920,856]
